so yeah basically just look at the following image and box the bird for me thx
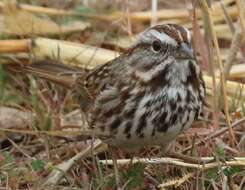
[84,24,205,151]
[17,23,205,187]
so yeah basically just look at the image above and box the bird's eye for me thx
[151,40,162,52]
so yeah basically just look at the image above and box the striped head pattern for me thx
[126,24,197,84]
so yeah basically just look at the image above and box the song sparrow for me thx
[85,24,205,151]
[23,24,205,151]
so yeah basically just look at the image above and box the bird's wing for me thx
[85,55,126,98]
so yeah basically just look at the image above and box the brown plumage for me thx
[16,24,205,151]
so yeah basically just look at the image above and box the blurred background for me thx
[0,0,244,189]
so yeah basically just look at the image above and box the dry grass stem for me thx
[99,157,245,169]
[199,0,236,146]
[32,38,118,68]
[0,39,30,53]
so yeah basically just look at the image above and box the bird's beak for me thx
[178,43,194,60]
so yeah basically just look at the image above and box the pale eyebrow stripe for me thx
[149,29,177,46]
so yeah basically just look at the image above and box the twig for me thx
[183,117,245,152]
[7,137,33,160]
[43,140,105,186]
[99,157,245,170]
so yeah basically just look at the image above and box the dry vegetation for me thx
[0,0,244,189]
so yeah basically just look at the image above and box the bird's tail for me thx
[14,60,88,88]
[7,59,92,111]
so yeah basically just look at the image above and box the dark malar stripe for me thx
[148,64,169,90]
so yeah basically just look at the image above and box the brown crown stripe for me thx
[152,24,189,45]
